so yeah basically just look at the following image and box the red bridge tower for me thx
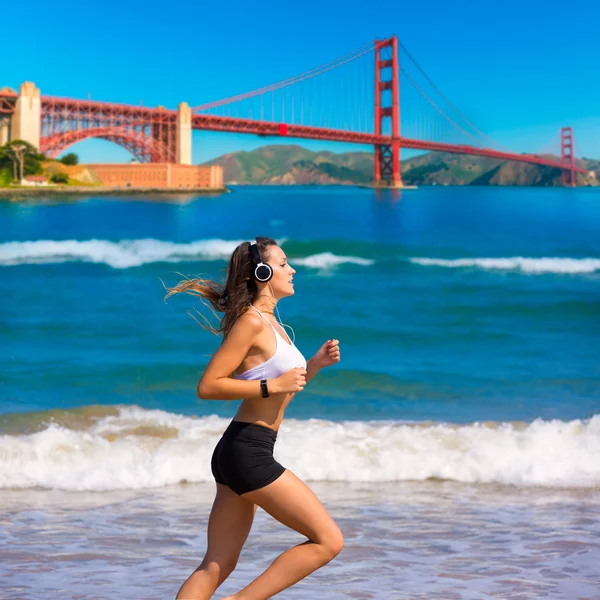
[373,37,402,188]
[561,127,576,187]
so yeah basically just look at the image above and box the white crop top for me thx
[235,305,307,381]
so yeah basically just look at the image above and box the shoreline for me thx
[1,481,598,600]
[0,185,229,197]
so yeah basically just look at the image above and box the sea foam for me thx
[1,406,598,491]
[293,252,374,268]
[410,257,600,274]
[0,239,243,269]
[2,240,598,275]
[0,239,373,270]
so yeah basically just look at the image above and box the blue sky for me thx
[3,0,599,162]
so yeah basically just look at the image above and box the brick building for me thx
[87,163,224,189]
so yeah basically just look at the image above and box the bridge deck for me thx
[191,114,587,173]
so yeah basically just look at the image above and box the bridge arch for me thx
[39,127,174,163]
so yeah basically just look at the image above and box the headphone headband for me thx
[250,240,262,265]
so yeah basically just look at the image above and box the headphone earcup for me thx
[255,263,273,282]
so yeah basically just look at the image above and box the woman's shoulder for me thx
[228,307,264,338]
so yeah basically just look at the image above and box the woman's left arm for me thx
[306,339,340,383]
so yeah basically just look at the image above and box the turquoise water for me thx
[2,186,599,424]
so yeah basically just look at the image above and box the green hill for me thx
[204,145,373,185]
[204,145,598,187]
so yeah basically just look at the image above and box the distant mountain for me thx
[203,145,599,187]
[204,145,373,185]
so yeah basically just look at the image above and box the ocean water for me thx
[1,185,599,599]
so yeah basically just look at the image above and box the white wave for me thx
[1,406,599,491]
[0,239,243,269]
[294,252,374,268]
[0,239,375,270]
[411,257,600,274]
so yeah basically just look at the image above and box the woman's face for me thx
[266,245,296,299]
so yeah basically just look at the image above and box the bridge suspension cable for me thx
[400,67,484,147]
[192,41,375,112]
[397,40,509,152]
[531,130,561,158]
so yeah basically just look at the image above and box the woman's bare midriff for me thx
[233,392,296,431]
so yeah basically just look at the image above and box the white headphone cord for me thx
[266,282,296,344]
[275,302,296,344]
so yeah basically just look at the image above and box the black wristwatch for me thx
[260,379,270,398]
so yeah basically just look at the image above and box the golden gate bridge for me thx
[0,36,587,187]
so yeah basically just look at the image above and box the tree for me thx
[0,145,9,182]
[24,153,43,177]
[60,152,79,166]
[50,172,69,184]
[2,143,18,182]
[4,140,37,183]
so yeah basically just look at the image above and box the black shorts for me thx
[211,420,286,495]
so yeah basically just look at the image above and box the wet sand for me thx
[1,481,599,599]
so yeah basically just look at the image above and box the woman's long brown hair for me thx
[164,237,277,337]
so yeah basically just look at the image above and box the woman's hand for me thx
[313,339,341,369]
[271,368,307,394]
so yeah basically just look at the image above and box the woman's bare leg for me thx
[176,483,257,600]
[221,469,344,600]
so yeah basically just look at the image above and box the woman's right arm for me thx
[197,313,305,400]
